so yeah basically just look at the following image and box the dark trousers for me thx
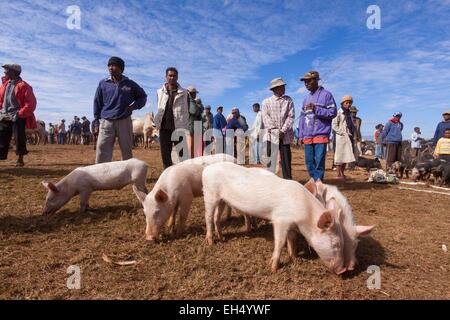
[267,140,292,179]
[386,143,402,168]
[0,118,28,160]
[160,129,185,169]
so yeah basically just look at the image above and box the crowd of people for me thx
[1,58,449,181]
[47,116,99,146]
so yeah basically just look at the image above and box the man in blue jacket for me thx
[297,71,337,181]
[94,57,147,163]
[213,106,227,153]
[432,110,450,147]
[381,111,404,170]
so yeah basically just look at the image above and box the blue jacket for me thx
[381,120,403,143]
[298,87,337,140]
[94,76,147,120]
[226,117,243,131]
[213,113,227,130]
[433,121,450,146]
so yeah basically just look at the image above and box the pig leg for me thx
[222,205,232,221]
[204,200,218,245]
[214,201,226,241]
[269,222,289,272]
[167,204,179,235]
[79,191,91,214]
[244,215,258,233]
[175,199,192,237]
[287,230,298,259]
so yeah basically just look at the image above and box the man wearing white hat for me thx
[0,64,37,166]
[261,77,295,179]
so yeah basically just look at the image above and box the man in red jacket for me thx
[0,64,37,166]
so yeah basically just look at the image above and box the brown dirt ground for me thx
[0,144,449,300]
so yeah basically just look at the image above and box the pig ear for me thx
[304,178,317,196]
[132,185,147,204]
[354,225,375,238]
[317,211,334,230]
[42,181,59,193]
[155,189,168,203]
[315,179,325,195]
[326,197,339,211]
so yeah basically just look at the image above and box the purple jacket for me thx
[298,87,337,140]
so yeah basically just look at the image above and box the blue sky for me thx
[1,0,449,138]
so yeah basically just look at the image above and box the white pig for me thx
[42,158,148,215]
[304,179,375,271]
[133,154,235,240]
[202,162,347,275]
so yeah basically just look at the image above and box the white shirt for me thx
[250,110,264,138]
[411,132,421,149]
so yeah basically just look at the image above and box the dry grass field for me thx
[0,144,448,299]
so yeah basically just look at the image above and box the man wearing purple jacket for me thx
[297,71,337,181]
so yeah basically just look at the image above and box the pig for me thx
[42,158,148,215]
[221,167,275,231]
[202,162,347,275]
[356,156,382,172]
[433,162,450,186]
[393,148,419,179]
[411,158,447,181]
[303,179,375,271]
[133,154,236,241]
[390,160,416,179]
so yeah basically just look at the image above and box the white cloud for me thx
[1,0,449,140]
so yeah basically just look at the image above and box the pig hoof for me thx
[269,258,279,272]
[205,236,214,246]
[216,233,224,241]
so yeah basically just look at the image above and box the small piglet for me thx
[42,158,148,215]
[304,179,375,271]
[133,154,235,241]
[202,162,347,275]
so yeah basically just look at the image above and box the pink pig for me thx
[202,162,347,275]
[42,158,148,215]
[304,179,375,271]
[133,154,235,241]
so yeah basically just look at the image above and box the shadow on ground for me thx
[0,204,139,234]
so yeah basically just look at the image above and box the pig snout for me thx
[42,205,55,215]
[145,224,159,241]
[145,233,156,241]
